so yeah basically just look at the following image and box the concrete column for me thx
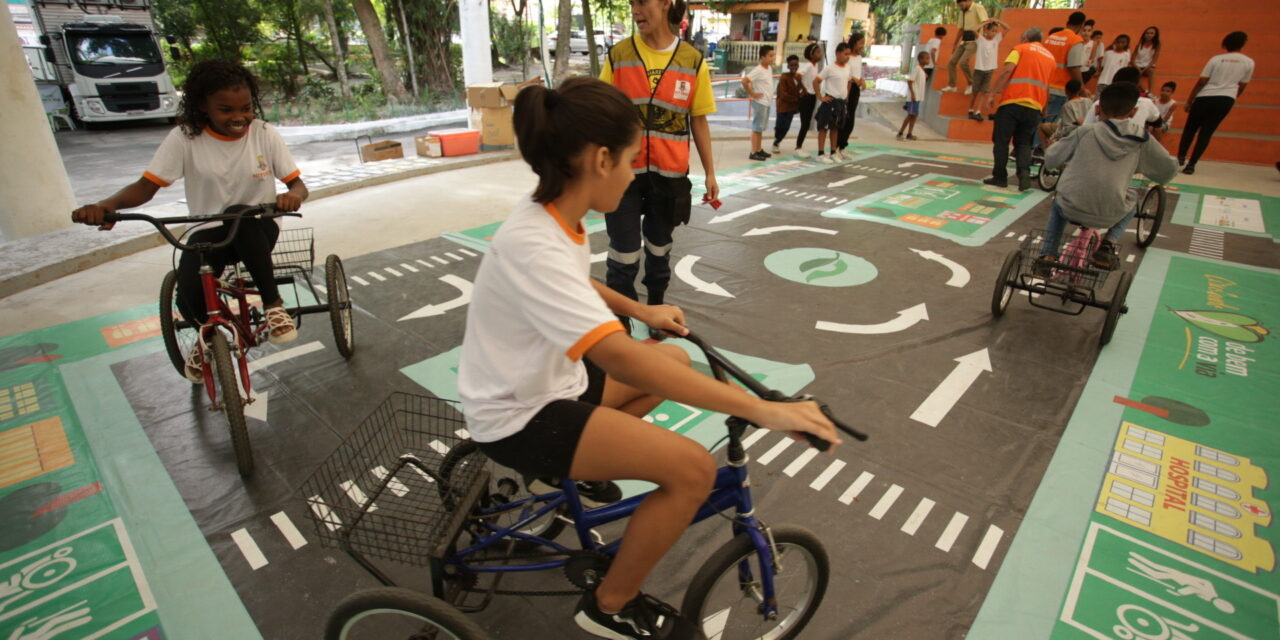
[0,6,75,242]
[458,0,493,87]
[819,0,839,63]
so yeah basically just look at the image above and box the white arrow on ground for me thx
[674,255,734,298]
[244,390,269,422]
[815,304,928,334]
[742,225,838,237]
[897,161,948,169]
[709,203,770,224]
[247,341,325,374]
[909,248,970,288]
[827,175,867,188]
[909,349,993,427]
[398,274,473,321]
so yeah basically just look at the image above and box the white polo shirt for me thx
[818,61,852,100]
[458,197,625,442]
[143,120,300,218]
[1197,52,1254,99]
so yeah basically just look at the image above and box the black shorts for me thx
[475,359,606,478]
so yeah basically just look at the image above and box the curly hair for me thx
[177,60,264,138]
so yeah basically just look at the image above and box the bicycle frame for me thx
[192,262,262,404]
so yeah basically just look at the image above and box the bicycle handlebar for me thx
[75,203,301,253]
[680,331,868,452]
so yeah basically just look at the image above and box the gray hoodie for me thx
[1044,118,1178,229]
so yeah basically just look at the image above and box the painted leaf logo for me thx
[800,253,848,283]
[1172,309,1269,343]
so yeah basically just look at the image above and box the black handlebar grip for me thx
[818,402,869,442]
[802,432,832,452]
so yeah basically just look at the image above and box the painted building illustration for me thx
[1096,422,1274,573]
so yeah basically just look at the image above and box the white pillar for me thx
[819,0,840,64]
[458,0,493,87]
[0,7,75,242]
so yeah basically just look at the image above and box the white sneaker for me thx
[795,149,810,158]
[964,86,973,95]
[771,144,781,155]
[940,86,957,93]
[183,346,204,383]
[817,154,834,164]
[837,150,850,161]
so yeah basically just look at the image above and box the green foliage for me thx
[491,9,536,67]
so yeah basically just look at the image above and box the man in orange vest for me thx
[600,0,718,341]
[985,27,1056,191]
[1039,11,1089,148]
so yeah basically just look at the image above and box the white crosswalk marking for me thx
[308,495,341,531]
[351,276,369,286]
[1017,234,1027,242]
[757,438,794,465]
[429,440,451,456]
[1126,254,1135,263]
[371,465,410,497]
[367,271,387,282]
[457,248,478,257]
[385,267,403,277]
[400,263,419,273]
[783,448,819,477]
[416,259,436,268]
[935,512,969,552]
[270,512,308,550]
[869,484,904,519]
[231,529,268,570]
[900,498,935,535]
[809,459,846,491]
[340,480,377,511]
[741,428,770,449]
[972,525,1005,569]
[836,199,848,205]
[432,256,450,265]
[455,428,471,439]
[838,471,874,505]
[445,252,463,261]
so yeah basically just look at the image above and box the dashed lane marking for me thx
[457,248,478,257]
[231,529,268,570]
[900,498,935,535]
[416,259,436,269]
[340,480,377,512]
[756,438,795,465]
[385,267,403,277]
[432,256,450,265]
[741,428,771,449]
[935,512,970,552]
[367,271,387,282]
[869,484,904,520]
[270,512,308,550]
[809,459,846,491]
[782,448,819,476]
[445,252,463,261]
[838,471,875,505]
[400,263,419,273]
[351,276,369,286]
[371,465,410,497]
[308,495,341,531]
[972,525,1004,569]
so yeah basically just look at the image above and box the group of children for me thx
[743,38,867,162]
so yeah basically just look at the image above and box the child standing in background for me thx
[925,27,945,84]
[1038,79,1091,148]
[1082,29,1104,86]
[1132,27,1162,93]
[743,45,777,161]
[968,18,1008,121]
[814,42,853,162]
[1096,33,1131,94]
[793,43,823,158]
[897,51,930,141]
[772,55,802,155]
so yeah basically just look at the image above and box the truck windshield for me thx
[68,33,162,66]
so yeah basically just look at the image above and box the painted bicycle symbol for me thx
[1112,603,1201,640]
[0,547,77,615]
[6,600,92,640]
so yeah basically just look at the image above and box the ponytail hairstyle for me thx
[803,42,822,63]
[667,0,687,27]
[514,76,642,204]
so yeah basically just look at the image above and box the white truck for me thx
[10,0,179,125]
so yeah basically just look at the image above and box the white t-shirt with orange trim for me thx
[459,196,624,442]
[143,120,300,218]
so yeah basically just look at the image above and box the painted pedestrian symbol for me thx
[1112,603,1200,640]
[1127,552,1236,614]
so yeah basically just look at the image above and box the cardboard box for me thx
[471,107,515,147]
[414,135,443,158]
[359,139,404,162]
[466,83,520,109]
[427,129,481,157]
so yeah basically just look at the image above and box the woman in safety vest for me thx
[599,0,718,341]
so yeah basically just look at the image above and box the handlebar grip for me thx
[818,402,869,442]
[801,432,832,452]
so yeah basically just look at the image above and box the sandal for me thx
[265,305,298,344]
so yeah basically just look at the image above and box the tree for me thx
[321,0,350,97]
[351,0,410,100]
[152,0,261,61]
[552,0,573,82]
[398,0,460,97]
[582,0,599,77]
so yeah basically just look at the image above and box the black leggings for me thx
[1177,96,1235,167]
[837,84,861,150]
[796,94,817,148]
[176,218,281,324]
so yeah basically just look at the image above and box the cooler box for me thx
[427,129,481,157]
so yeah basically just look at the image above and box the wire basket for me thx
[1017,228,1111,291]
[300,393,481,567]
[270,227,315,277]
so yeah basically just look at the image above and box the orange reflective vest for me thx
[998,42,1056,112]
[1043,29,1084,92]
[608,36,703,178]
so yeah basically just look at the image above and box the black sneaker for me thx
[968,112,982,122]
[749,151,766,161]
[982,176,1008,188]
[1033,255,1057,278]
[574,589,706,640]
[760,150,773,158]
[1183,165,1196,175]
[1092,240,1118,270]
[527,478,622,507]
